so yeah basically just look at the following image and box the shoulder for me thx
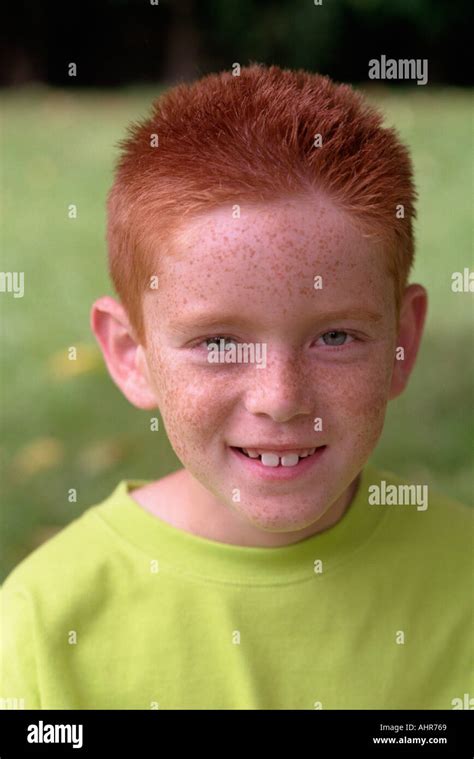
[366,463,472,519]
[1,481,136,605]
[366,464,473,576]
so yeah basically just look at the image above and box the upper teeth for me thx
[241,448,316,467]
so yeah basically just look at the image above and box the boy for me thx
[1,64,472,710]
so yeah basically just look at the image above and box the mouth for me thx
[229,445,327,479]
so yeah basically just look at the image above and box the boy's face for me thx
[93,194,426,539]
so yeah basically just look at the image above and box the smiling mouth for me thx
[231,446,326,468]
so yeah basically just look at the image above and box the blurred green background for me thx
[1,84,472,581]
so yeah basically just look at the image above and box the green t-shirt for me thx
[1,463,472,710]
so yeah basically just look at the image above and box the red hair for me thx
[107,64,416,346]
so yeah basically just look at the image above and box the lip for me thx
[229,445,327,481]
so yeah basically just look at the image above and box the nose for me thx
[244,347,313,422]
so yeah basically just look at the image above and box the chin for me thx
[235,498,329,533]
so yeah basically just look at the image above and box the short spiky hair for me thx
[107,63,416,346]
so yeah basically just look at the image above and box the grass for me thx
[1,84,472,581]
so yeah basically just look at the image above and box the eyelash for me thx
[197,331,357,351]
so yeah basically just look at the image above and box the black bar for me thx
[0,709,472,756]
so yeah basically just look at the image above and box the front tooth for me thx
[260,453,280,467]
[281,454,300,467]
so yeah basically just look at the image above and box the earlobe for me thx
[389,284,428,400]
[90,296,158,410]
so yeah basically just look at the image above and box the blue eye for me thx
[319,331,352,346]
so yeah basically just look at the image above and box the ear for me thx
[90,295,158,409]
[389,284,428,400]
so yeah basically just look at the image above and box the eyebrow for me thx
[169,308,384,332]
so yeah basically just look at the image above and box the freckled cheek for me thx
[155,369,235,453]
[318,360,392,434]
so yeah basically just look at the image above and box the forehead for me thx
[143,195,392,320]
[175,195,361,261]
